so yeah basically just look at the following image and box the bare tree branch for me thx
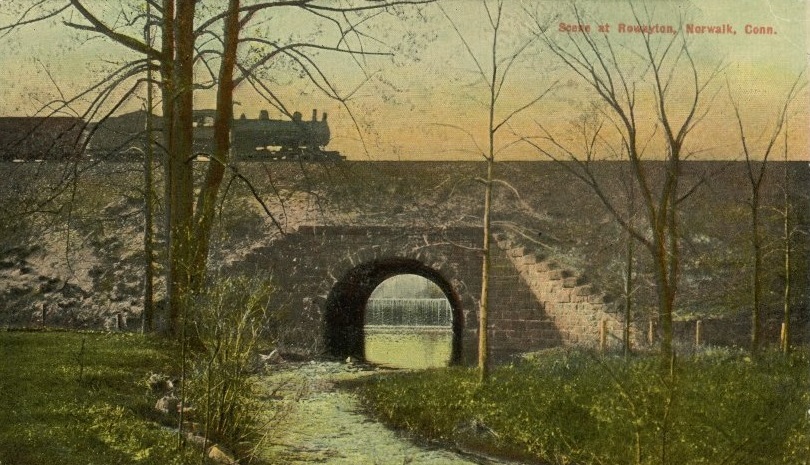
[65,0,164,61]
[0,2,70,39]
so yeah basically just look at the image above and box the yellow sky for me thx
[0,0,807,160]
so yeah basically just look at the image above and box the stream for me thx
[257,360,516,465]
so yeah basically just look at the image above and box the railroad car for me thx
[0,116,85,161]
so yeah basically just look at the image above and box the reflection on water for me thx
[365,326,452,369]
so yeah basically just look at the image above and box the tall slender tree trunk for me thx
[141,9,155,332]
[191,0,240,290]
[478,158,493,382]
[750,188,763,353]
[166,0,196,336]
[663,157,681,366]
[652,238,675,364]
[478,8,500,383]
[623,226,633,358]
[648,162,680,368]
[159,0,175,334]
[623,177,636,358]
[782,200,791,354]
[781,153,792,354]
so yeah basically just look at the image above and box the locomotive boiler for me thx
[229,109,343,161]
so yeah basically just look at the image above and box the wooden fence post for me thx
[780,322,787,350]
[695,320,702,348]
[600,319,607,352]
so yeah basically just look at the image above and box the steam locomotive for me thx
[194,108,344,161]
[1,108,343,162]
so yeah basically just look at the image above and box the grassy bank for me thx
[353,348,810,465]
[0,329,196,465]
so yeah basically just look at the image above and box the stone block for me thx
[494,319,521,331]
[521,269,539,283]
[572,294,591,304]
[588,293,608,304]
[546,269,564,280]
[507,247,525,258]
[518,254,536,267]
[491,329,517,341]
[574,284,593,296]
[590,303,608,313]
[532,261,553,273]
[534,274,558,287]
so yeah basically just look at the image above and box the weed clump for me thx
[184,276,275,460]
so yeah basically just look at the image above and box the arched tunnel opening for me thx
[324,258,464,366]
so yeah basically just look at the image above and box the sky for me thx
[0,0,807,160]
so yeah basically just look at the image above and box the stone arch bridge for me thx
[238,225,619,364]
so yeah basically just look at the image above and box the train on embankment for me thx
[0,109,344,162]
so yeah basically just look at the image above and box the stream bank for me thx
[257,361,516,465]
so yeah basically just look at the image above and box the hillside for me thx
[0,160,807,344]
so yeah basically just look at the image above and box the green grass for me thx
[0,329,197,465]
[352,348,810,465]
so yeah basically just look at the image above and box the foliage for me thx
[185,276,274,456]
[354,348,810,465]
[0,330,197,465]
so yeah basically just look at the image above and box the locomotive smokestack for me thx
[312,109,317,121]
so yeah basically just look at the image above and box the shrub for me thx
[185,276,274,456]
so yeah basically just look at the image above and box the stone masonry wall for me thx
[492,233,625,352]
[486,240,563,361]
[236,225,632,363]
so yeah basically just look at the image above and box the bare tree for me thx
[439,0,556,382]
[728,73,804,353]
[2,0,434,336]
[525,1,720,365]
[777,129,799,354]
[769,111,808,354]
